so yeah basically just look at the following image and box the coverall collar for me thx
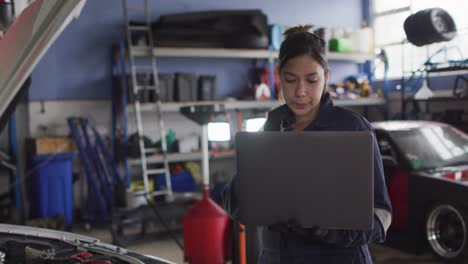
[281,92,334,130]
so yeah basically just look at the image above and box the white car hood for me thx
[0,0,86,123]
[0,223,175,264]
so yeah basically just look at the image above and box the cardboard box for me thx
[28,137,76,155]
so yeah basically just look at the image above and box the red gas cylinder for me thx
[183,186,230,264]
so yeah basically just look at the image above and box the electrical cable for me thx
[144,195,184,251]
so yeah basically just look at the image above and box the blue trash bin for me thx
[31,153,75,229]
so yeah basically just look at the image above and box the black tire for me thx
[404,8,457,47]
[429,8,457,42]
[426,203,468,263]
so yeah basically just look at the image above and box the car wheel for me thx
[426,204,468,262]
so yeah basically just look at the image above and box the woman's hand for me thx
[269,219,329,242]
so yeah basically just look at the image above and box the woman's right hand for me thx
[269,219,329,242]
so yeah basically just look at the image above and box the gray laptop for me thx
[235,131,374,230]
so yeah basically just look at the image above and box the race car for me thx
[373,120,468,262]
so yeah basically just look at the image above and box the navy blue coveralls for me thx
[223,92,392,264]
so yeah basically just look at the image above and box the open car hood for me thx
[0,0,86,129]
[0,224,174,263]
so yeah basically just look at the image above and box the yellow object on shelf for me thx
[130,179,154,201]
[185,162,201,183]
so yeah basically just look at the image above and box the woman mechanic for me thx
[223,25,392,264]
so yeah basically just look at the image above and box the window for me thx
[373,0,468,79]
[390,126,468,170]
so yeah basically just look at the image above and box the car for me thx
[0,223,174,263]
[373,120,468,262]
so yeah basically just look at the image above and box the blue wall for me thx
[29,0,363,100]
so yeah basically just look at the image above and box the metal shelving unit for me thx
[130,46,374,63]
[113,32,383,191]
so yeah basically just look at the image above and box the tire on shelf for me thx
[404,8,457,47]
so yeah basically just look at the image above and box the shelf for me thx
[128,150,236,166]
[334,97,386,107]
[327,52,374,63]
[405,96,468,102]
[130,46,374,63]
[132,100,280,112]
[134,46,276,60]
[127,98,386,113]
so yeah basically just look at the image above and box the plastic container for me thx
[30,153,75,229]
[269,24,285,51]
[329,38,353,52]
[198,75,216,101]
[158,74,175,102]
[175,73,198,102]
[183,187,231,264]
[154,171,196,193]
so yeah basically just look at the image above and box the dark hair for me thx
[278,24,328,72]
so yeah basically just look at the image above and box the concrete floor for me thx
[73,226,444,264]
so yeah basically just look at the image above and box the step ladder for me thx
[123,0,173,201]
